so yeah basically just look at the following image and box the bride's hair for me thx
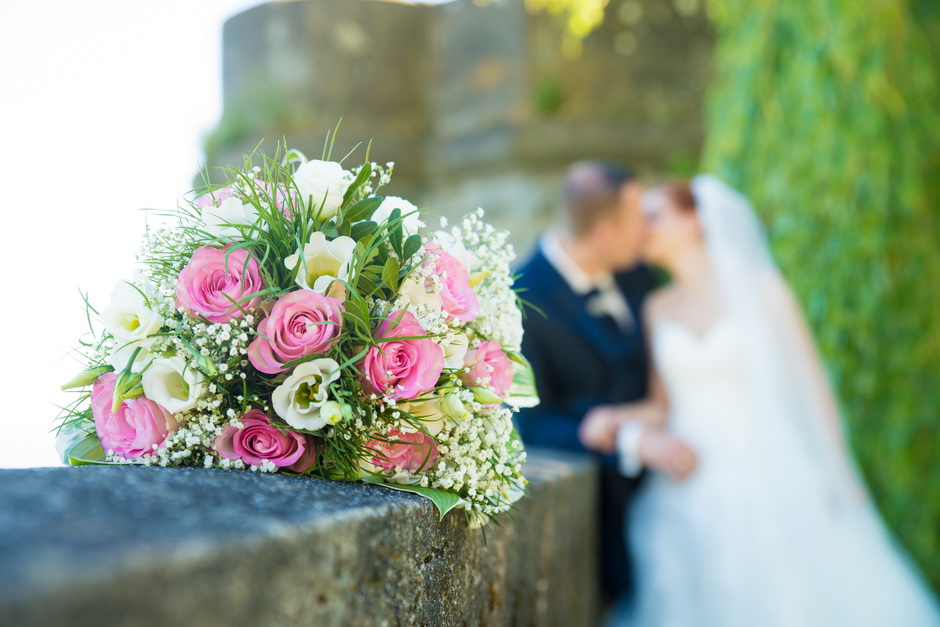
[651,181,697,213]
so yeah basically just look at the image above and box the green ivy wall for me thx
[701,0,940,589]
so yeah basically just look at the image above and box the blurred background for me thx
[1,0,936,591]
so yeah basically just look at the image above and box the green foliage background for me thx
[527,0,940,590]
[701,0,940,589]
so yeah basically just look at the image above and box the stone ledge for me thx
[0,449,599,626]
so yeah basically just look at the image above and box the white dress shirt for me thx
[539,232,634,331]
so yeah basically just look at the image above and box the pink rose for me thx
[215,409,316,473]
[90,372,178,458]
[247,290,344,374]
[176,245,266,323]
[462,340,514,398]
[368,428,440,473]
[359,310,444,400]
[426,243,479,322]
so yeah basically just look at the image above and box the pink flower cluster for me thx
[176,245,266,323]
[215,409,316,473]
[368,428,439,473]
[425,243,479,322]
[91,373,178,458]
[247,290,344,374]
[463,340,514,398]
[358,310,445,400]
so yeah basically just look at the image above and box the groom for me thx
[514,161,671,602]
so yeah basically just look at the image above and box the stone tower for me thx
[206,0,712,254]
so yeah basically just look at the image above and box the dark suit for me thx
[514,245,657,602]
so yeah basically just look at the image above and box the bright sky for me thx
[0,0,453,468]
[0,0,273,467]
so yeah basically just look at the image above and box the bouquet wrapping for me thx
[57,143,535,523]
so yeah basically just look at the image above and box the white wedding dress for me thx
[619,176,940,627]
[621,315,940,626]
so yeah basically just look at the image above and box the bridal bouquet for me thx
[57,142,533,522]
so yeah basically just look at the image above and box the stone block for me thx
[0,449,599,626]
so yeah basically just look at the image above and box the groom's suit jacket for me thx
[514,244,657,601]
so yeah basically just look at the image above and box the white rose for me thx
[433,231,478,273]
[371,196,425,235]
[141,356,206,413]
[400,398,450,437]
[441,333,469,370]
[294,159,351,219]
[284,232,357,293]
[103,280,162,371]
[202,196,259,241]
[272,358,341,431]
[398,275,443,310]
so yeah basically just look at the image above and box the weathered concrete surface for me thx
[0,449,598,626]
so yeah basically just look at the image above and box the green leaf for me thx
[61,365,113,390]
[344,196,383,224]
[342,162,372,206]
[320,222,339,238]
[357,275,379,295]
[382,256,401,292]
[350,220,377,241]
[387,208,403,256]
[506,355,540,408]
[66,433,122,466]
[363,479,464,521]
[402,233,422,262]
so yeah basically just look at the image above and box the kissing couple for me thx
[514,162,940,626]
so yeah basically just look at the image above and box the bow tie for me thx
[583,285,634,331]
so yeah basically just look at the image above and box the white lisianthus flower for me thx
[102,280,162,371]
[398,275,443,310]
[103,281,162,346]
[400,398,450,437]
[441,333,469,370]
[109,341,153,372]
[272,358,341,431]
[433,231,479,272]
[141,356,206,413]
[293,159,352,219]
[202,196,259,241]
[284,232,357,293]
[371,196,425,234]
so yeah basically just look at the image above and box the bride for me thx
[580,176,940,626]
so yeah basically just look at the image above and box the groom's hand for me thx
[638,431,698,481]
[578,405,624,453]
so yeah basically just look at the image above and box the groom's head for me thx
[563,160,645,270]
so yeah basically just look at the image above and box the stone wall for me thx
[205,0,713,256]
[0,449,599,626]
